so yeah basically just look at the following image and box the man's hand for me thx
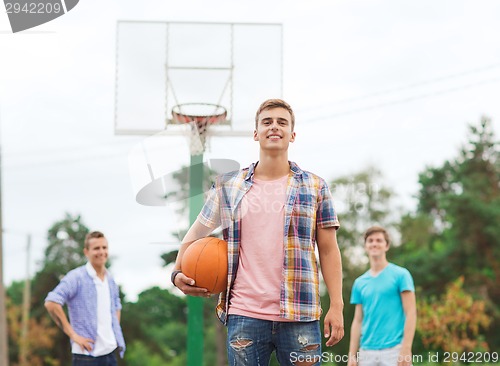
[323,307,344,346]
[347,356,358,366]
[70,332,95,353]
[398,346,412,366]
[173,272,211,298]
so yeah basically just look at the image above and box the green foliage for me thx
[43,213,90,275]
[160,163,220,268]
[125,341,176,366]
[7,290,60,366]
[31,213,90,320]
[203,316,226,366]
[161,251,179,267]
[120,286,188,364]
[15,213,91,366]
[163,164,219,218]
[331,166,395,235]
[6,280,24,306]
[415,117,500,293]
[330,166,396,269]
[418,277,492,353]
[392,214,454,297]
[327,166,397,362]
[7,117,499,364]
[394,116,500,352]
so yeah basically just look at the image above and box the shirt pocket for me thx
[290,200,317,249]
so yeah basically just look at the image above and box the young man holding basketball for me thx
[347,226,416,366]
[172,99,344,365]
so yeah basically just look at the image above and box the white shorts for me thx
[359,344,412,366]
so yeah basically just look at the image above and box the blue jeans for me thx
[227,315,322,366]
[72,351,117,366]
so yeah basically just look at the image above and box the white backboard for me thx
[114,21,283,137]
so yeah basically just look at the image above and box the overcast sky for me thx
[1,0,500,301]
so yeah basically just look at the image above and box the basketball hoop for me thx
[171,103,227,155]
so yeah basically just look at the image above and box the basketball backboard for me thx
[114,21,283,137]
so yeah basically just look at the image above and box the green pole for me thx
[187,153,204,366]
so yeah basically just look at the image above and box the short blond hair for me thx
[255,99,295,131]
[84,231,105,249]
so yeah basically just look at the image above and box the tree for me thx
[330,166,396,268]
[30,213,90,365]
[396,116,500,350]
[416,117,499,292]
[160,163,221,266]
[43,213,90,275]
[6,214,91,365]
[418,277,491,353]
[6,296,59,366]
[392,213,453,296]
[160,163,227,365]
[120,286,187,365]
[326,166,397,362]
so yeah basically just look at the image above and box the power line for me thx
[3,136,142,158]
[301,76,500,124]
[3,141,185,170]
[4,150,130,170]
[297,61,500,112]
[3,64,500,170]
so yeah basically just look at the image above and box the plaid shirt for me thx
[45,265,126,358]
[198,161,340,324]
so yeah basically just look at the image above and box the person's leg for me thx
[379,345,408,366]
[227,315,274,366]
[104,351,118,366]
[274,321,322,366]
[72,353,99,366]
[359,349,381,366]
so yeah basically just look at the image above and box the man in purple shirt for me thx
[45,231,125,366]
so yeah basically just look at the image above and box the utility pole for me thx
[19,235,31,366]
[0,107,9,366]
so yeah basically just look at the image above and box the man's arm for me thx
[44,301,94,352]
[398,290,417,366]
[172,219,214,297]
[116,310,121,323]
[317,226,344,346]
[348,304,363,366]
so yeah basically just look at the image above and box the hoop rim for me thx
[171,103,227,125]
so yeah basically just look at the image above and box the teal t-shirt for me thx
[350,263,414,350]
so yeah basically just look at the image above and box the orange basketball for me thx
[181,237,228,294]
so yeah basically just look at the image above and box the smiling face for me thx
[84,237,109,270]
[253,107,296,151]
[364,231,390,259]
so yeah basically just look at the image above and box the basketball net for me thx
[188,119,210,155]
[171,103,227,156]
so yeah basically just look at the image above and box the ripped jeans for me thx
[227,315,321,366]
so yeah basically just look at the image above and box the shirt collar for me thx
[245,162,257,181]
[246,161,303,182]
[85,261,107,280]
[289,161,303,176]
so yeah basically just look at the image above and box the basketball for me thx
[181,237,228,294]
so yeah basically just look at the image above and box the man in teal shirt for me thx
[348,226,416,366]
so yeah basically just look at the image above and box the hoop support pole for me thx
[187,153,204,366]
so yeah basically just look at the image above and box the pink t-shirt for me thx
[228,175,291,321]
